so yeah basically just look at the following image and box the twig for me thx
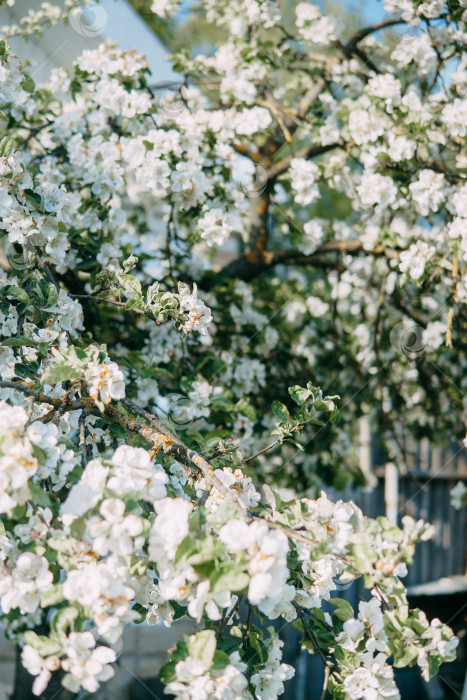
[243,440,279,464]
[78,411,89,469]
[296,605,333,670]
[446,256,459,349]
[69,293,169,326]
[320,665,331,700]
[35,252,59,291]
[69,294,136,309]
[25,395,35,428]
[218,596,244,636]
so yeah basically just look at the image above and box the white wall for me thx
[1,0,176,84]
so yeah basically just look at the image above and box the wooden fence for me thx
[281,427,467,699]
[365,434,467,586]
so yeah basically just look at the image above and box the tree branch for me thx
[0,381,368,562]
[232,143,264,163]
[121,397,181,444]
[68,293,171,327]
[266,143,341,180]
[243,439,280,464]
[346,17,407,49]
[0,380,246,512]
[332,18,410,76]
[211,242,399,283]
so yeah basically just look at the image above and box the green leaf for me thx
[329,598,355,622]
[0,136,14,157]
[50,607,79,639]
[41,364,83,386]
[159,661,176,684]
[217,638,240,655]
[174,535,198,565]
[119,273,142,298]
[32,443,48,466]
[170,600,187,621]
[70,516,87,541]
[11,504,27,520]
[28,482,53,508]
[125,297,144,310]
[2,336,35,347]
[175,535,225,566]
[235,398,256,420]
[307,418,326,427]
[212,650,231,670]
[22,73,35,93]
[172,640,189,662]
[352,541,378,573]
[41,584,64,608]
[23,631,62,656]
[131,602,147,624]
[288,386,311,405]
[188,629,217,667]
[314,399,334,412]
[210,565,249,594]
[284,437,304,451]
[271,401,290,422]
[47,284,59,306]
[6,286,29,303]
[66,464,83,484]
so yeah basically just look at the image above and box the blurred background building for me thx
[2,0,177,83]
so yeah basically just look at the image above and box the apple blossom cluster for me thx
[0,0,454,495]
[22,632,116,696]
[331,593,458,699]
[295,2,338,45]
[151,0,181,19]
[132,0,467,465]
[40,344,126,411]
[0,393,458,699]
[450,480,467,509]
[0,401,69,514]
[0,0,465,697]
[0,2,71,41]
[161,629,293,700]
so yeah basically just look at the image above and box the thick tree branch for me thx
[232,143,264,163]
[0,380,246,511]
[333,18,409,76]
[211,241,399,283]
[266,142,341,180]
[0,382,366,561]
[121,397,182,444]
[346,17,407,50]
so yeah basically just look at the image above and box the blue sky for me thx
[176,0,388,24]
[356,0,387,22]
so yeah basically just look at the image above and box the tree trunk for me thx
[11,646,78,700]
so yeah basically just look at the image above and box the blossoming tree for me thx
[0,0,464,698]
